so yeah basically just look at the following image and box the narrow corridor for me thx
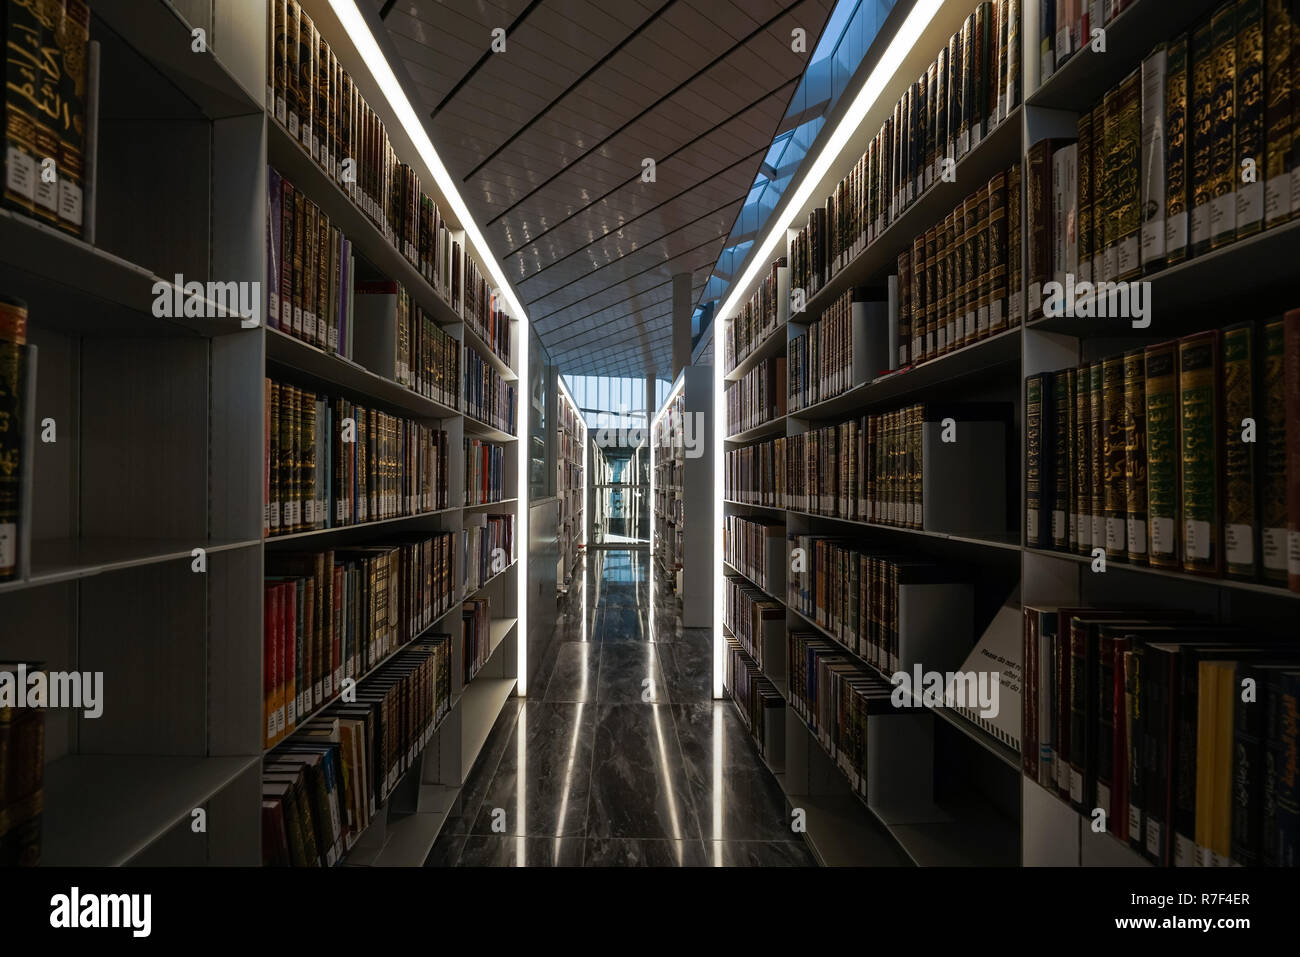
[426,549,816,866]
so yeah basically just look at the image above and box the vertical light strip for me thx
[327,0,531,698]
[709,0,945,703]
[515,702,527,865]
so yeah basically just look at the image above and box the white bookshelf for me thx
[0,0,529,867]
[555,382,586,596]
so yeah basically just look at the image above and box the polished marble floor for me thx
[425,548,816,867]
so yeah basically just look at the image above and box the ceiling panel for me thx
[374,0,833,377]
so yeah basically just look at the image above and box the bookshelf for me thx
[716,0,1300,868]
[0,0,529,867]
[556,381,586,597]
[651,366,714,628]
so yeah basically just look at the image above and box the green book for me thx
[1261,318,1288,583]
[1054,370,1071,550]
[1026,372,1052,549]
[1124,349,1148,565]
[1075,361,1093,556]
[1223,323,1258,579]
[1090,361,1106,550]
[1180,330,1223,574]
[1145,340,1182,568]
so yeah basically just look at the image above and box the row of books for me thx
[1038,1,1134,79]
[652,391,686,577]
[1028,2,1300,317]
[268,1,515,363]
[723,258,787,374]
[724,574,783,671]
[462,596,492,684]
[0,663,43,866]
[264,378,450,536]
[788,631,894,799]
[787,535,967,674]
[723,637,785,767]
[788,0,1022,299]
[352,279,461,410]
[262,635,452,865]
[788,286,858,412]
[464,438,507,507]
[0,295,30,583]
[268,0,459,309]
[1024,314,1299,588]
[461,513,516,596]
[722,515,783,594]
[557,390,584,587]
[1022,605,1299,867]
[2,0,89,237]
[724,355,786,436]
[898,163,1021,363]
[464,347,517,435]
[262,536,459,748]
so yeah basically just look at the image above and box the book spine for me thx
[1075,359,1093,555]
[1261,318,1288,583]
[1008,161,1023,326]
[1102,356,1127,559]
[1209,4,1239,248]
[1180,329,1224,575]
[1026,141,1053,318]
[1113,68,1143,279]
[963,193,978,344]
[988,170,1008,333]
[1236,0,1266,237]
[1140,45,1168,271]
[1078,110,1094,283]
[1090,105,1107,279]
[1123,349,1148,564]
[1053,371,1070,549]
[286,0,300,139]
[1067,368,1078,550]
[1166,34,1191,264]
[1144,341,1181,568]
[1286,310,1300,591]
[1026,372,1052,548]
[1222,322,1258,578]
[976,182,991,340]
[29,0,62,225]
[269,381,280,534]
[1190,18,1217,256]
[0,297,28,582]
[55,0,89,236]
[1264,0,1293,226]
[3,0,46,213]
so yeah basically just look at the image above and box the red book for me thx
[263,583,280,748]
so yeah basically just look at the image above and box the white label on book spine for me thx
[1128,803,1142,839]
[1052,511,1065,541]
[58,181,83,229]
[1117,235,1139,276]
[0,523,13,569]
[1026,509,1038,542]
[288,113,298,138]
[1291,168,1300,220]
[276,97,286,125]
[1210,192,1237,239]
[1151,516,1174,557]
[1263,527,1287,571]
[1126,518,1146,554]
[1265,177,1292,225]
[1190,203,1211,247]
[977,305,989,334]
[972,122,982,148]
[1069,769,1083,804]
[1103,244,1119,280]
[1289,529,1300,574]
[1237,181,1263,229]
[990,300,1004,329]
[1174,833,1196,867]
[964,311,976,339]
[1225,524,1253,566]
[1186,519,1211,561]
[1145,819,1162,857]
[1105,517,1126,553]
[1140,219,1165,262]
[959,129,970,157]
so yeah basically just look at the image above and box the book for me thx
[1144,340,1181,568]
[1235,0,1266,238]
[1008,161,1023,326]
[1140,45,1168,271]
[1123,348,1147,564]
[54,0,89,236]
[1078,109,1094,282]
[1190,16,1216,256]
[1180,329,1223,575]
[1026,373,1054,549]
[0,294,26,583]
[1222,322,1258,578]
[1286,309,1300,591]
[1103,355,1128,558]
[1261,317,1288,584]
[1165,33,1192,264]
[1110,68,1143,279]
[1209,3,1240,248]
[1264,0,1293,227]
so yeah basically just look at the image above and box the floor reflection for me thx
[425,548,816,867]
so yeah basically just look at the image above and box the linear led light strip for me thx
[711,0,945,699]
[329,0,532,694]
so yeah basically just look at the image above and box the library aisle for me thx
[426,549,817,866]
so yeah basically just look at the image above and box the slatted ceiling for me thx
[372,0,832,377]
